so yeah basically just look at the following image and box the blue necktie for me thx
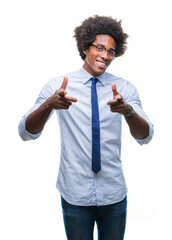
[91,77,101,174]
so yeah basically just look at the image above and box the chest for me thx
[63,82,121,128]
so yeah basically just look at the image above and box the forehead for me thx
[94,34,116,48]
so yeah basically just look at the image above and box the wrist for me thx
[124,105,134,117]
[42,98,54,112]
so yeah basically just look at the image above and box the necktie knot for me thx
[91,77,98,86]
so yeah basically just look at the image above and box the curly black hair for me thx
[74,15,129,60]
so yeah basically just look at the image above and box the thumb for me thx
[60,76,68,91]
[58,76,68,97]
[58,77,68,97]
[112,83,119,99]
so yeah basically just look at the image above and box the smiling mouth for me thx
[96,60,108,68]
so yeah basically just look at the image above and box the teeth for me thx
[98,62,106,66]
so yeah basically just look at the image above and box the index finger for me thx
[64,95,77,102]
[107,99,122,105]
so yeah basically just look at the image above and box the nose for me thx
[100,50,109,60]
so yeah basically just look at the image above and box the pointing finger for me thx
[57,90,77,102]
[65,96,77,102]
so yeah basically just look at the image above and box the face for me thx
[83,35,116,77]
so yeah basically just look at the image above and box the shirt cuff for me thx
[18,116,42,141]
[135,121,154,145]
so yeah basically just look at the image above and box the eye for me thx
[96,46,104,51]
[108,50,115,56]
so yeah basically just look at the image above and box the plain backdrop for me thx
[0,0,171,239]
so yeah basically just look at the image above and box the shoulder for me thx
[104,72,134,88]
[42,76,63,94]
[65,69,82,83]
[104,72,138,98]
[42,69,81,91]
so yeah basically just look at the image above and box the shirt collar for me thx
[80,66,106,86]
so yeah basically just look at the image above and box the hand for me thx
[107,83,129,115]
[47,76,77,110]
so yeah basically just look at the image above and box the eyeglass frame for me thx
[91,44,116,58]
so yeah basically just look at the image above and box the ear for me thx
[83,49,87,55]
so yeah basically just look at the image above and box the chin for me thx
[94,67,106,76]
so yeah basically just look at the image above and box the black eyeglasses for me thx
[91,44,116,58]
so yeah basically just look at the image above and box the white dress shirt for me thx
[18,66,154,206]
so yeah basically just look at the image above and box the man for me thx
[18,15,154,240]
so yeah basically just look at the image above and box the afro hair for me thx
[74,15,129,60]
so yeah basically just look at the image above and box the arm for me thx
[107,83,151,141]
[124,109,149,139]
[26,77,77,134]
[19,77,77,140]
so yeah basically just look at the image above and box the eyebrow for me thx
[97,43,116,51]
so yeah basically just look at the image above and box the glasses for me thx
[91,44,116,58]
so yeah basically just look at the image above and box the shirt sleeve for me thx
[18,77,61,141]
[123,81,154,145]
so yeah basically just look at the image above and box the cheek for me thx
[87,54,97,65]
[87,56,97,69]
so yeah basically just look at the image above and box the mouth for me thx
[96,60,108,69]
